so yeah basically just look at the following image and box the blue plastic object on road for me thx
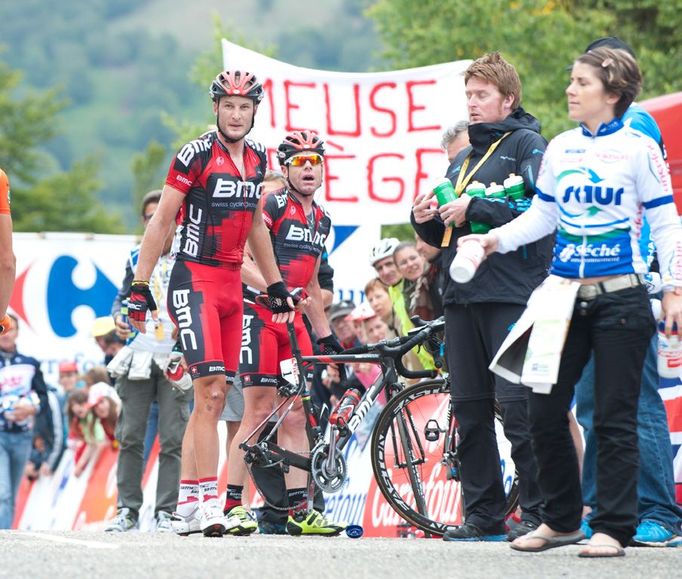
[346,525,363,539]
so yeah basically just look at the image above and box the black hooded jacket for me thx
[412,108,553,306]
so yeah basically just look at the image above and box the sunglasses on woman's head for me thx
[286,154,323,167]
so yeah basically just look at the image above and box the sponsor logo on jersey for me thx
[558,242,621,262]
[274,194,287,209]
[240,314,254,365]
[175,175,192,187]
[182,204,202,257]
[171,289,198,351]
[595,149,628,163]
[212,178,262,199]
[562,185,624,206]
[285,223,327,246]
[176,137,212,167]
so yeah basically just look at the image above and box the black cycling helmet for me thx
[277,130,326,165]
[209,70,264,103]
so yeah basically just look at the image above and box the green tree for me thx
[367,0,681,139]
[0,60,124,233]
[131,141,168,212]
[12,158,123,232]
[368,0,616,139]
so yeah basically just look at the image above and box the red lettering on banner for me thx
[368,153,405,204]
[284,80,317,131]
[266,148,279,171]
[325,155,359,202]
[406,80,440,133]
[261,78,276,128]
[414,148,445,200]
[369,82,398,138]
[325,83,361,137]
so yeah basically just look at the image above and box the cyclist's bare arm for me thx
[247,197,293,323]
[304,258,332,339]
[130,185,183,332]
[0,214,15,318]
[240,242,267,292]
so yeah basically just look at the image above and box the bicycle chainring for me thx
[310,442,347,493]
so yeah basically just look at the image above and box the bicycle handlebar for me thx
[334,317,444,379]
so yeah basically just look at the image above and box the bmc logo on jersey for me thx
[562,185,624,206]
[212,178,262,199]
[559,242,621,262]
[176,137,212,167]
[286,224,327,246]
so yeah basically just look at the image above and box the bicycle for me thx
[239,309,518,537]
[370,368,520,537]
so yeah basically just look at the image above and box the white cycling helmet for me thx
[369,237,400,266]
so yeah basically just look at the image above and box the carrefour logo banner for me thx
[223,40,470,226]
[9,233,137,382]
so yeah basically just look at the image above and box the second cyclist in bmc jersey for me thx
[240,189,331,387]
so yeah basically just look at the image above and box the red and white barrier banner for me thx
[14,398,518,536]
[223,39,470,226]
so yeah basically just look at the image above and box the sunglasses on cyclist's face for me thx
[286,154,323,167]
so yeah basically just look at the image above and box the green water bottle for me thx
[433,180,457,206]
[465,181,489,234]
[503,173,526,200]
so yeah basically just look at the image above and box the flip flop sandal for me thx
[510,530,585,553]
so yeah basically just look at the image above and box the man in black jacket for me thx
[412,52,552,542]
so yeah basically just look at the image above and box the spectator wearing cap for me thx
[92,316,125,368]
[327,300,360,350]
[58,361,80,395]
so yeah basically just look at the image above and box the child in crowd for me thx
[66,390,108,477]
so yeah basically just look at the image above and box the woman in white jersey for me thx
[462,47,682,557]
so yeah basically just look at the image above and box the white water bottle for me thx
[450,239,485,283]
[657,322,682,379]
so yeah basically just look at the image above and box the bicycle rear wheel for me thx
[370,379,519,537]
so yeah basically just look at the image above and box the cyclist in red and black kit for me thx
[222,131,346,536]
[128,70,295,538]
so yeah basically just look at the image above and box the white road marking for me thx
[12,531,119,550]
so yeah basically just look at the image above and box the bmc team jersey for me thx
[497,119,682,285]
[0,169,10,214]
[166,130,267,267]
[240,190,331,388]
[263,190,331,290]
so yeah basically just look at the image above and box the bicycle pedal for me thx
[424,419,441,442]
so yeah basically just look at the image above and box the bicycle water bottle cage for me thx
[424,419,441,442]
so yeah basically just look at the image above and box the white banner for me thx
[8,230,375,379]
[222,39,470,226]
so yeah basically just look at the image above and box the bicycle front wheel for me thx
[370,379,459,537]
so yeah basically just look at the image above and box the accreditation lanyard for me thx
[441,132,511,247]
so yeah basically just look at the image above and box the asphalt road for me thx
[1,531,678,579]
